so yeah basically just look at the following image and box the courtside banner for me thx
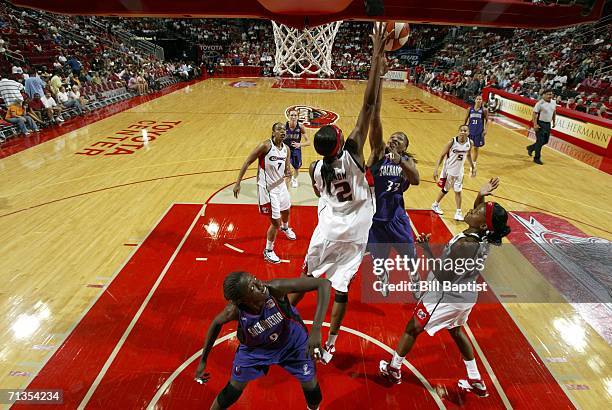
[384,70,408,81]
[482,87,612,157]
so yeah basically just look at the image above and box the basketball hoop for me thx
[271,20,342,77]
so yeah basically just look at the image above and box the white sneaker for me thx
[320,342,335,364]
[431,203,444,215]
[291,178,298,188]
[454,210,464,221]
[379,360,402,384]
[281,227,296,240]
[263,249,281,264]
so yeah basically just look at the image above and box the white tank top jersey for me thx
[442,137,471,177]
[313,150,374,243]
[257,140,288,190]
[422,232,489,305]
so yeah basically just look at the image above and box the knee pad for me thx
[441,188,448,194]
[217,382,243,408]
[334,292,348,303]
[303,383,322,408]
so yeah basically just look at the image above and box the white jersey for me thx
[257,140,288,191]
[422,232,489,305]
[313,149,374,242]
[442,137,471,177]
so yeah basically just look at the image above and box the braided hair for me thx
[314,125,343,195]
[223,271,248,303]
[485,202,511,245]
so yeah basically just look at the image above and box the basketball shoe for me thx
[320,341,335,364]
[454,210,464,221]
[379,360,402,384]
[291,177,299,188]
[281,226,296,240]
[263,249,281,264]
[458,378,489,397]
[431,203,444,215]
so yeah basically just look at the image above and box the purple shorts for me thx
[289,149,302,170]
[367,215,416,260]
[231,324,315,383]
[469,133,485,147]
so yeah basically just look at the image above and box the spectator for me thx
[5,99,38,135]
[24,71,46,99]
[67,55,82,75]
[0,76,24,105]
[28,92,47,125]
[68,85,86,108]
[57,86,83,115]
[50,71,63,95]
[41,91,64,124]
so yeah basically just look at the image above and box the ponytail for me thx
[320,157,336,195]
[485,202,511,245]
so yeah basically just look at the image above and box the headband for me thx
[485,201,495,232]
[329,125,343,157]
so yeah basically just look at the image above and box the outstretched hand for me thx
[194,361,211,384]
[370,22,392,56]
[479,177,500,197]
[307,327,323,361]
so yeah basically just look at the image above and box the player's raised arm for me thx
[347,22,388,161]
[233,140,271,198]
[367,55,388,168]
[194,303,238,382]
[473,177,499,209]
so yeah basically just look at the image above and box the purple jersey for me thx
[370,155,410,221]
[467,106,485,136]
[283,121,302,152]
[237,294,305,348]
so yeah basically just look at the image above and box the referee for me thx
[527,89,556,165]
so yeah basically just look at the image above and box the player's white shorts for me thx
[440,169,464,193]
[415,301,474,336]
[305,225,367,293]
[258,184,291,220]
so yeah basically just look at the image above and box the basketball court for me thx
[1,75,610,408]
[1,0,611,408]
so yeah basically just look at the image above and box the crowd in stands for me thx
[0,1,199,143]
[413,24,611,118]
[0,0,609,143]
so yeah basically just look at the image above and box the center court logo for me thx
[285,105,339,129]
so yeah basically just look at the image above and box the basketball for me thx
[384,22,410,51]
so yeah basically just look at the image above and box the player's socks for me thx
[281,222,288,229]
[391,351,404,369]
[464,359,481,380]
[327,333,338,346]
[266,240,274,251]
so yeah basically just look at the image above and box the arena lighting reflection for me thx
[12,302,51,340]
[553,316,587,353]
[204,220,220,238]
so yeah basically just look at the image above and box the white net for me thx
[271,21,343,77]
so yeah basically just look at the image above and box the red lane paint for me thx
[18,204,577,409]
[409,210,575,409]
[18,204,201,410]
[0,79,201,160]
